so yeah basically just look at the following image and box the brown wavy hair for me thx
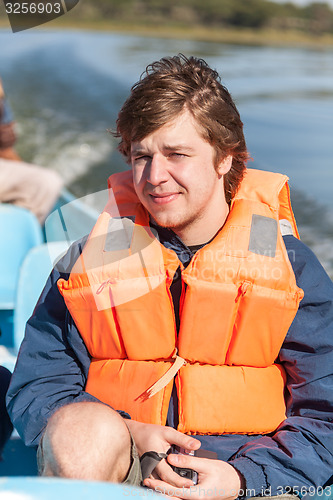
[114,54,249,203]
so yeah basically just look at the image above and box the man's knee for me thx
[39,402,132,482]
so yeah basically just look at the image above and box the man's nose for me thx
[146,154,169,185]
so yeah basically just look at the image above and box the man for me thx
[0,78,62,223]
[6,55,333,498]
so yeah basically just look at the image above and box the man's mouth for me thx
[149,192,180,204]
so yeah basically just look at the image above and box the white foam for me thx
[299,225,333,279]
[0,493,34,500]
[18,112,114,185]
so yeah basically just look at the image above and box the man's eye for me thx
[170,153,186,158]
[134,155,150,162]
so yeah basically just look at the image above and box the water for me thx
[0,29,332,276]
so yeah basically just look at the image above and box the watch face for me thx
[171,466,198,485]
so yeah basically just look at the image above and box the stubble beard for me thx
[150,205,203,235]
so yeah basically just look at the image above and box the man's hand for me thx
[144,453,244,500]
[124,419,201,487]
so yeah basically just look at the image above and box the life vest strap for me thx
[136,350,186,402]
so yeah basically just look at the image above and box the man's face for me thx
[130,109,231,244]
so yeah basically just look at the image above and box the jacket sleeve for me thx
[6,238,128,447]
[229,236,333,496]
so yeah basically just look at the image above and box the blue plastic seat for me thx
[0,204,43,310]
[0,477,152,499]
[13,241,71,353]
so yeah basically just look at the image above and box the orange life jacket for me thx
[58,168,303,435]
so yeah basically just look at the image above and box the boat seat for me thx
[0,477,330,500]
[13,241,71,354]
[0,477,151,498]
[0,204,43,310]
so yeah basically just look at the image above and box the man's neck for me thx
[150,203,230,257]
[173,202,230,247]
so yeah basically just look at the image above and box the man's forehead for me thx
[131,142,196,154]
[130,111,204,154]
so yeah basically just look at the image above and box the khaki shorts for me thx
[37,429,142,486]
[123,432,142,486]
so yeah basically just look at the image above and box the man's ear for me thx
[217,155,233,176]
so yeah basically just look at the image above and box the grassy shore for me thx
[1,15,333,49]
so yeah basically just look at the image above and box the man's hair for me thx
[115,54,249,203]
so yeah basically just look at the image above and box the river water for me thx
[1,29,332,276]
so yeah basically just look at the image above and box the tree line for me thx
[77,0,333,34]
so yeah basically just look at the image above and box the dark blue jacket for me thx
[6,231,333,496]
